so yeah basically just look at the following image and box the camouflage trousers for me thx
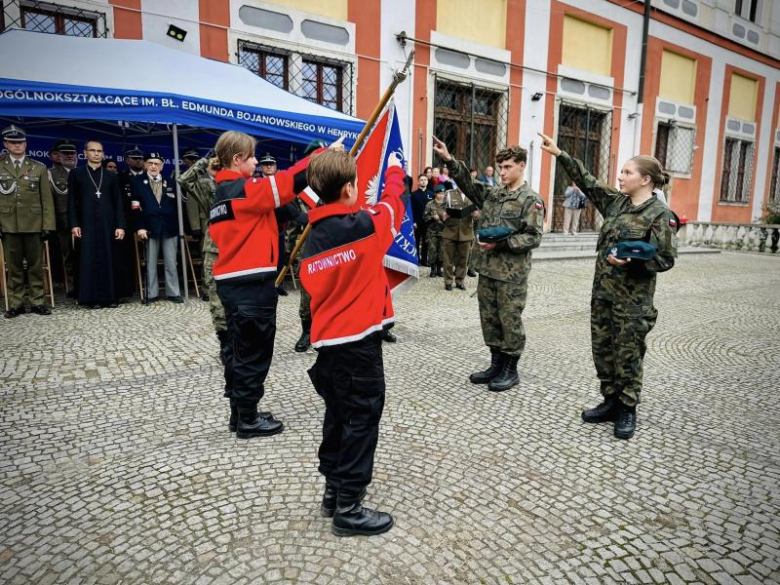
[202,250,226,332]
[591,297,658,407]
[426,231,443,266]
[299,285,311,323]
[477,274,527,357]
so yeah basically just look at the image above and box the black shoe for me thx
[332,490,394,537]
[108,303,119,309]
[445,284,453,291]
[277,286,288,297]
[581,395,619,424]
[167,295,184,304]
[200,292,209,302]
[4,307,22,318]
[614,404,637,440]
[469,350,503,384]
[229,400,275,432]
[429,267,437,278]
[144,296,158,305]
[321,484,366,518]
[455,283,466,291]
[488,354,519,392]
[467,269,477,277]
[295,320,311,353]
[31,305,52,315]
[235,406,284,438]
[381,329,397,343]
[436,265,443,277]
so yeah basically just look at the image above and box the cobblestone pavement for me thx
[1,252,779,585]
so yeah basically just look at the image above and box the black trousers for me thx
[217,278,278,408]
[307,333,386,494]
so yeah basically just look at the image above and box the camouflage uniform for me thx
[423,198,445,267]
[558,152,678,407]
[178,159,225,332]
[48,165,75,291]
[446,158,544,357]
[299,286,311,322]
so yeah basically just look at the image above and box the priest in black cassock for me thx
[68,140,126,308]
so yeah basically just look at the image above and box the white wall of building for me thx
[141,0,201,56]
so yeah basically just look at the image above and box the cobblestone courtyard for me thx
[1,252,779,584]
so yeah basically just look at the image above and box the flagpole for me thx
[275,51,415,288]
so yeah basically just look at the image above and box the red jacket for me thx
[209,152,323,283]
[300,166,407,348]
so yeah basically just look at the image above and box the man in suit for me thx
[0,125,55,317]
[133,152,183,303]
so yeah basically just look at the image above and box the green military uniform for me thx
[558,152,677,407]
[439,188,474,287]
[447,158,544,358]
[48,163,75,291]
[178,158,225,332]
[0,151,55,311]
[423,198,445,268]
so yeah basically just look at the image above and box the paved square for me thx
[1,252,779,584]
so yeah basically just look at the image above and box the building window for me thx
[300,60,343,111]
[238,41,352,114]
[720,137,754,203]
[770,147,780,204]
[238,45,289,90]
[654,122,695,174]
[735,0,759,22]
[20,4,97,37]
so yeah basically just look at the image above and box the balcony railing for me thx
[679,221,780,254]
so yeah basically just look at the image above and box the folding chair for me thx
[0,239,8,312]
[183,235,200,298]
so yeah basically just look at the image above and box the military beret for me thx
[259,152,276,165]
[144,151,164,162]
[613,240,657,261]
[125,146,145,158]
[477,225,515,243]
[2,124,27,142]
[303,139,328,156]
[52,139,77,154]
[182,148,200,160]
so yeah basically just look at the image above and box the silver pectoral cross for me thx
[95,190,102,198]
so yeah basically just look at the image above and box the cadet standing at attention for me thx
[539,132,678,440]
[433,136,544,393]
[0,125,55,317]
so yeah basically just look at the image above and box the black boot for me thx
[581,394,619,424]
[295,320,311,353]
[321,483,367,518]
[436,264,443,277]
[469,349,502,384]
[488,354,519,392]
[229,399,238,432]
[429,265,437,278]
[216,329,229,366]
[613,403,637,440]
[236,405,284,438]
[332,490,393,537]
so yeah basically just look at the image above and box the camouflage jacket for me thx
[178,157,217,253]
[558,152,677,305]
[48,165,70,230]
[0,154,55,233]
[446,157,544,284]
[423,199,445,236]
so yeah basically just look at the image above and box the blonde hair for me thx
[213,131,256,170]
[628,155,670,189]
[307,150,357,203]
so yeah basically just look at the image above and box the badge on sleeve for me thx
[669,217,677,228]
[534,202,543,211]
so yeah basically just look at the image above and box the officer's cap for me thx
[144,151,164,162]
[303,139,328,156]
[2,125,27,143]
[52,139,77,154]
[182,148,200,160]
[259,152,277,165]
[613,240,657,261]
[125,146,145,159]
[477,225,515,244]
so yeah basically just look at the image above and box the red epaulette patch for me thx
[669,218,677,227]
[534,202,543,211]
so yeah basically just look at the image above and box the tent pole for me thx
[172,123,188,301]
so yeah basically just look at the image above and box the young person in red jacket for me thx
[209,131,332,439]
[300,149,407,537]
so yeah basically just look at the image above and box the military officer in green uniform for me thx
[178,155,227,355]
[180,148,211,300]
[439,186,475,291]
[539,132,678,440]
[48,139,78,294]
[0,125,56,317]
[433,136,544,392]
